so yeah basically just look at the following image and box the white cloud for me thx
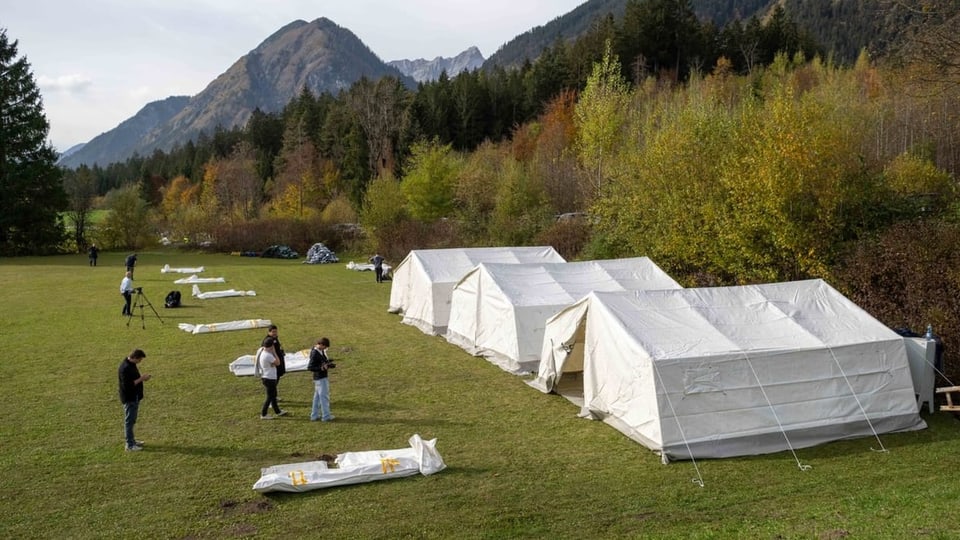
[36,74,93,93]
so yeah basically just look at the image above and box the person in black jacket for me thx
[125,253,138,277]
[307,337,335,422]
[88,244,99,266]
[118,349,150,451]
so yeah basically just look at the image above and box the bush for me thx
[212,216,355,255]
[534,219,590,261]
[834,219,960,384]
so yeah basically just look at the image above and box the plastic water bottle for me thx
[925,324,933,339]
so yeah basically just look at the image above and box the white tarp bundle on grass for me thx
[161,264,205,274]
[229,349,310,376]
[174,274,226,284]
[388,246,565,335]
[253,434,446,493]
[529,280,927,461]
[446,257,682,374]
[191,284,256,299]
[178,319,272,334]
[347,260,393,276]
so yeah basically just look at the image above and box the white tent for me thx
[446,258,682,374]
[530,280,926,461]
[388,247,565,335]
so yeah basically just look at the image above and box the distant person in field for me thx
[257,337,286,419]
[125,253,138,277]
[120,271,134,316]
[88,244,99,266]
[118,349,150,452]
[307,337,335,422]
[369,252,386,283]
[262,325,286,400]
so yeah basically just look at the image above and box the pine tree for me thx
[0,28,66,255]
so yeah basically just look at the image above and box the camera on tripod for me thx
[134,287,143,293]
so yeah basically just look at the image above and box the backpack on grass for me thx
[164,290,182,308]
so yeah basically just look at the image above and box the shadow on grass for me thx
[731,412,960,464]
[141,443,292,461]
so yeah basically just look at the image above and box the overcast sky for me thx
[4,0,586,152]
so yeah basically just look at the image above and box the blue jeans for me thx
[311,378,331,421]
[123,400,140,447]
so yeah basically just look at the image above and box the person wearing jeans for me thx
[118,349,150,451]
[307,337,335,422]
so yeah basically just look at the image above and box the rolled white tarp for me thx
[178,319,272,334]
[253,434,446,493]
[191,284,256,299]
[346,261,392,274]
[161,264,205,274]
[229,349,310,376]
[173,274,226,284]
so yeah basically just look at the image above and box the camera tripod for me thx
[127,288,164,329]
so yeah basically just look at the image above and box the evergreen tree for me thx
[0,29,66,254]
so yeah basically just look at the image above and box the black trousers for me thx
[375,267,383,282]
[261,378,281,416]
[122,292,132,315]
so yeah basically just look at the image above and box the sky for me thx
[3,0,587,153]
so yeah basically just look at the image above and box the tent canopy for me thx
[531,280,926,461]
[446,257,682,374]
[388,246,565,335]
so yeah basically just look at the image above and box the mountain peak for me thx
[61,18,414,168]
[388,47,485,83]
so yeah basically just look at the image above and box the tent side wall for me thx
[388,252,417,314]
[582,297,664,452]
[446,268,485,354]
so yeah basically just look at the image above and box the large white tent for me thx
[530,280,926,461]
[446,258,682,374]
[388,247,565,335]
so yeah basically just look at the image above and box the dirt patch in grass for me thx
[218,499,273,517]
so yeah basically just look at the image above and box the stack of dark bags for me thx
[261,245,299,259]
[303,242,339,264]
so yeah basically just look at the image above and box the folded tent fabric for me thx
[173,274,226,284]
[178,319,272,334]
[161,264,205,273]
[191,284,256,298]
[252,434,445,493]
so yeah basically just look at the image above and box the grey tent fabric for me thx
[303,243,339,264]
[261,245,299,259]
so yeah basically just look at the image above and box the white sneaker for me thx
[275,410,288,417]
[260,414,273,420]
[125,444,143,452]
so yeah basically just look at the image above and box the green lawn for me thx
[1,250,958,539]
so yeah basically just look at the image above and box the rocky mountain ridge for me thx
[388,46,485,83]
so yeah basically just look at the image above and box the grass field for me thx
[1,250,959,539]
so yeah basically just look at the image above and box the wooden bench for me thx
[935,386,960,412]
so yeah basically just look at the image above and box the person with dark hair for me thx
[307,337,335,422]
[262,325,286,399]
[88,244,99,266]
[369,253,386,283]
[125,253,138,277]
[118,349,150,451]
[258,337,286,419]
[120,271,134,316]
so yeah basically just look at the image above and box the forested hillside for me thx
[50,0,960,381]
